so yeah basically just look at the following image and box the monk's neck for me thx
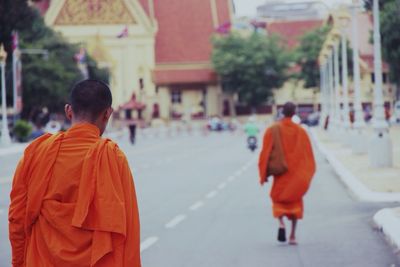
[69,122,101,137]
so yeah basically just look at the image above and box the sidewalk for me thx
[0,143,27,157]
[310,125,400,251]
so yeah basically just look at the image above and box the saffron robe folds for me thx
[258,118,316,219]
[9,123,141,267]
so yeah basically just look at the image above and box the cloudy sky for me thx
[233,0,354,17]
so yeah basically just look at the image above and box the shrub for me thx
[13,120,32,142]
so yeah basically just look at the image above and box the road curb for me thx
[374,208,400,250]
[308,127,400,203]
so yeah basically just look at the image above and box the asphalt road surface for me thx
[0,129,399,267]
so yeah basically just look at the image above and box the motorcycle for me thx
[247,136,257,152]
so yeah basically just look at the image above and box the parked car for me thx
[390,101,400,124]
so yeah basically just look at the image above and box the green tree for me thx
[0,1,109,119]
[295,26,330,88]
[365,0,400,99]
[212,33,290,108]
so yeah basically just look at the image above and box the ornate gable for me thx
[54,0,136,25]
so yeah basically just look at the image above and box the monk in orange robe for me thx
[258,102,316,245]
[9,80,141,266]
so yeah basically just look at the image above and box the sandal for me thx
[277,227,286,242]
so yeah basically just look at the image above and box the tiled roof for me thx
[267,19,323,49]
[360,54,389,73]
[35,0,232,84]
[153,0,232,84]
[34,0,50,15]
[154,69,218,85]
[138,0,150,17]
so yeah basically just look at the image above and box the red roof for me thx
[360,54,390,73]
[138,0,150,17]
[153,0,232,84]
[35,0,232,85]
[34,0,50,15]
[267,20,323,49]
[154,69,218,85]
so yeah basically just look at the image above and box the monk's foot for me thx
[277,227,286,242]
[288,237,298,245]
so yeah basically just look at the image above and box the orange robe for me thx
[9,123,141,267]
[258,118,316,219]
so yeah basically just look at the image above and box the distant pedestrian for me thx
[9,80,141,266]
[128,119,137,144]
[258,102,316,245]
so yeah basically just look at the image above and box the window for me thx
[383,73,388,84]
[171,90,182,103]
[139,78,144,90]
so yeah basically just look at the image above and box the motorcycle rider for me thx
[244,116,260,151]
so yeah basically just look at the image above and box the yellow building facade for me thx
[44,0,157,120]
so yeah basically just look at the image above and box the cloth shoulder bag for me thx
[266,124,288,177]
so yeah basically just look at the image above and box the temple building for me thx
[35,0,234,121]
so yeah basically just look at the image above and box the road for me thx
[0,129,399,267]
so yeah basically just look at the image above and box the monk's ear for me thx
[103,107,113,121]
[65,104,73,121]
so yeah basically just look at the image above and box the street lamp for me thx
[338,8,352,142]
[350,0,367,154]
[325,37,335,133]
[0,45,11,146]
[331,28,342,136]
[368,0,393,167]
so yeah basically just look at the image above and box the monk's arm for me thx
[118,152,141,266]
[258,128,273,185]
[8,158,27,267]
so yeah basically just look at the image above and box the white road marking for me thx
[206,190,218,199]
[218,182,227,190]
[235,170,242,176]
[140,236,159,253]
[189,201,204,211]
[165,214,186,229]
[227,175,235,182]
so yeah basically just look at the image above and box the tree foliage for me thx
[365,0,400,98]
[295,26,330,88]
[0,0,109,119]
[212,33,290,107]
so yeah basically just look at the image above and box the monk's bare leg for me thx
[277,217,286,242]
[279,217,285,228]
[289,218,298,245]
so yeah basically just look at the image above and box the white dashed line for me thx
[218,182,227,190]
[140,236,159,253]
[235,170,242,176]
[189,201,204,211]
[227,175,235,182]
[165,214,186,229]
[206,190,218,199]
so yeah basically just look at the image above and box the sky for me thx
[233,0,354,17]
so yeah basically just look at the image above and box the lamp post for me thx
[0,45,11,146]
[368,0,393,167]
[338,9,352,142]
[332,29,342,137]
[328,44,335,133]
[350,0,367,154]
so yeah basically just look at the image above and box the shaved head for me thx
[282,102,296,118]
[69,79,112,121]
